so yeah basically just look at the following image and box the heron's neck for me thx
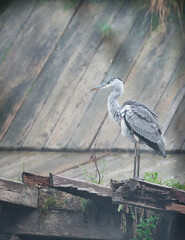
[108,85,123,124]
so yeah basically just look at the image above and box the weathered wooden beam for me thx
[50,173,112,198]
[22,171,112,201]
[22,171,51,187]
[0,206,125,240]
[111,179,185,214]
[0,178,38,208]
[21,172,185,214]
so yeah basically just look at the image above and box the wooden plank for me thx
[0,151,184,186]
[22,171,185,214]
[0,151,92,179]
[0,0,38,65]
[20,1,123,149]
[0,1,122,149]
[60,153,185,185]
[181,141,185,151]
[0,181,185,240]
[113,23,184,150]
[0,207,125,240]
[0,1,16,30]
[165,97,185,150]
[111,178,185,214]
[93,8,150,149]
[155,56,185,134]
[0,177,38,208]
[0,0,77,144]
[22,171,51,187]
[51,173,112,200]
[66,2,142,150]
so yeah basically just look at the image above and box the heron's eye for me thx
[107,81,110,84]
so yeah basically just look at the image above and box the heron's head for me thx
[91,77,123,91]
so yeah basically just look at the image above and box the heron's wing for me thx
[121,104,161,143]
[123,100,158,119]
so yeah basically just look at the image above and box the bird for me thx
[91,77,166,178]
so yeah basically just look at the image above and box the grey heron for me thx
[91,77,166,178]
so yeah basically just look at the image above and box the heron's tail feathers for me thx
[157,136,167,158]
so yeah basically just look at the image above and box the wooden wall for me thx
[0,0,184,152]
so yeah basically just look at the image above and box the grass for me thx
[79,159,107,185]
[144,172,185,190]
[147,0,184,33]
[0,43,12,64]
[131,215,159,240]
[39,196,57,215]
[100,23,112,38]
[63,0,81,10]
[80,198,97,214]
[62,0,184,34]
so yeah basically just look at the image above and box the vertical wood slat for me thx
[0,1,184,152]
[93,9,151,150]
[0,0,38,65]
[113,24,184,150]
[21,1,124,149]
[165,97,185,150]
[0,1,77,143]
[66,2,143,150]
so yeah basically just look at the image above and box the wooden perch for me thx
[22,172,112,205]
[22,172,185,214]
[0,177,38,208]
[50,173,112,200]
[111,179,185,214]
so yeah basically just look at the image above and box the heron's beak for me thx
[90,82,107,91]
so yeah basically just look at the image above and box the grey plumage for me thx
[122,101,166,157]
[91,77,166,178]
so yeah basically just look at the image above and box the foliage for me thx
[135,216,159,240]
[144,172,185,190]
[147,0,184,33]
[39,196,57,215]
[0,43,11,64]
[117,204,123,212]
[128,207,159,240]
[100,23,112,38]
[80,197,97,218]
[79,159,107,185]
[63,0,81,10]
[144,172,162,184]
[79,164,98,183]
[128,205,135,220]
[163,178,185,190]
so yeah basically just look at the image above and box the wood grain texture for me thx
[0,0,38,66]
[0,150,184,185]
[165,97,185,150]
[0,1,184,153]
[24,0,123,149]
[60,153,185,184]
[113,23,185,150]
[18,172,185,214]
[0,0,77,145]
[0,151,93,179]
[66,2,142,150]
[51,173,112,200]
[111,178,185,214]
[93,9,150,149]
[0,208,124,240]
[0,177,38,208]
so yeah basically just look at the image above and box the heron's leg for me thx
[133,142,137,179]
[136,141,140,178]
